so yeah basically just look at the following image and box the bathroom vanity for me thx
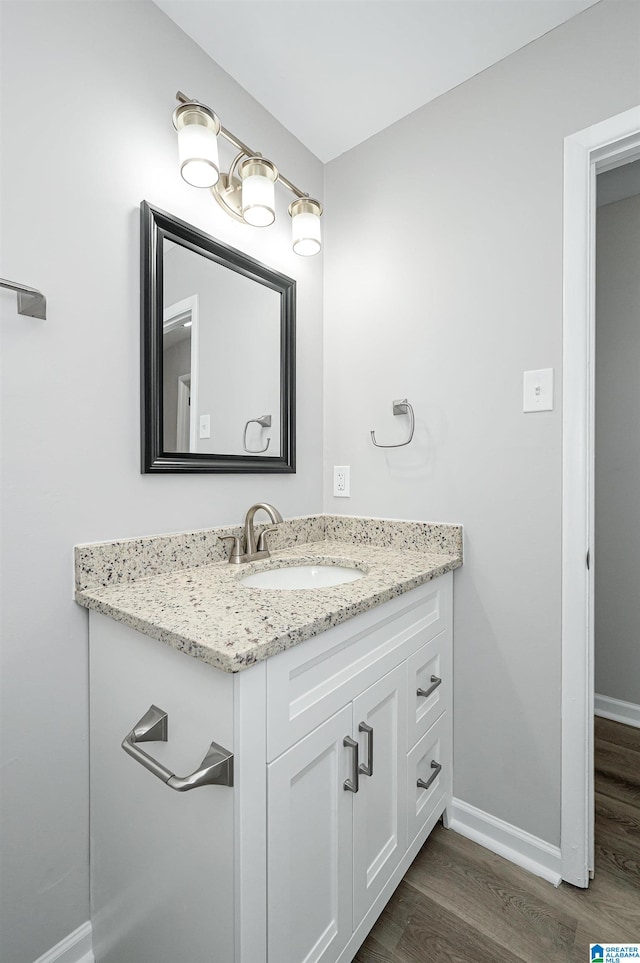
[77,515,461,963]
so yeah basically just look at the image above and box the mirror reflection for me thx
[141,202,296,474]
[162,240,281,457]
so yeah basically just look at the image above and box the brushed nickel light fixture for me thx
[172,91,323,256]
[173,100,221,188]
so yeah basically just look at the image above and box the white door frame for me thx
[176,374,191,452]
[163,295,200,452]
[561,105,640,887]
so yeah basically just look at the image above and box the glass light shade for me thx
[289,198,323,256]
[173,104,220,189]
[239,158,278,227]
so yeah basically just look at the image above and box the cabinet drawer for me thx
[407,628,450,749]
[406,713,450,846]
[267,577,450,761]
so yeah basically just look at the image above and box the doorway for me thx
[592,158,640,891]
[594,160,640,730]
[561,106,640,887]
[162,294,200,453]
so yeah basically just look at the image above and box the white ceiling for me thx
[154,0,600,162]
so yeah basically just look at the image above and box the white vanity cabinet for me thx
[264,573,451,963]
[89,572,452,963]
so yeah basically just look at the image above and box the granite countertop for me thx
[75,515,462,673]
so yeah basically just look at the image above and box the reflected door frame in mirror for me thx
[141,201,296,472]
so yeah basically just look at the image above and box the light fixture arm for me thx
[227,150,246,189]
[176,91,308,201]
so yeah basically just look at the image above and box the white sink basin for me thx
[240,564,364,590]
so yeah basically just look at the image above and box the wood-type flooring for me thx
[355,716,640,963]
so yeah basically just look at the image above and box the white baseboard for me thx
[31,801,563,961]
[33,922,94,963]
[449,798,562,887]
[595,693,640,729]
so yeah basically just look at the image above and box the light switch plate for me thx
[523,368,553,412]
[199,414,211,438]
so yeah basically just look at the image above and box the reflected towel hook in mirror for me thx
[371,399,415,448]
[244,414,271,453]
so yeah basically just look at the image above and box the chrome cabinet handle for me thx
[358,722,374,777]
[343,735,359,793]
[122,705,234,791]
[417,675,442,699]
[417,760,442,792]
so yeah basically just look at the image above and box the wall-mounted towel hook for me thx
[371,399,415,448]
[0,278,46,319]
[243,414,272,453]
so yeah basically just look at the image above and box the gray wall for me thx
[595,193,640,707]
[0,3,323,961]
[2,1,640,960]
[323,0,640,846]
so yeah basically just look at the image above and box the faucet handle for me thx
[256,526,278,554]
[218,535,243,563]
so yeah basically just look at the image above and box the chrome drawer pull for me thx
[417,760,442,792]
[358,722,374,777]
[343,736,359,793]
[417,675,442,699]
[122,705,234,791]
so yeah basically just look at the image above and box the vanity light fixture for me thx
[173,102,221,188]
[289,198,323,257]
[239,157,278,227]
[172,91,323,256]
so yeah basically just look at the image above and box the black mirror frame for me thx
[140,201,296,473]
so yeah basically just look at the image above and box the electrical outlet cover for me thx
[333,465,350,497]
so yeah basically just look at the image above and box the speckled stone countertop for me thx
[75,515,462,673]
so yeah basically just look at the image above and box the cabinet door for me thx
[268,705,353,963]
[352,663,407,927]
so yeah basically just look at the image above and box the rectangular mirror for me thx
[141,201,295,472]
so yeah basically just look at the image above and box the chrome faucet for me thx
[219,503,283,564]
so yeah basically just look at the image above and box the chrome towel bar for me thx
[122,704,233,791]
[0,277,46,319]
